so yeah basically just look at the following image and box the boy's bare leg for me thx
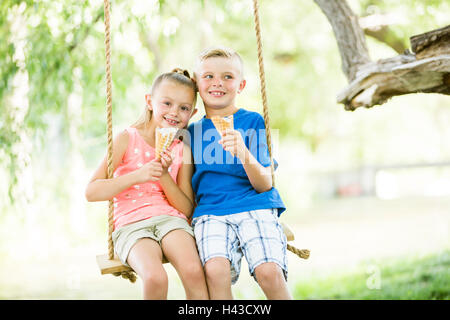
[254,262,292,300]
[161,229,209,300]
[127,238,168,300]
[204,257,233,299]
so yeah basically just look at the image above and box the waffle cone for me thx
[211,115,234,137]
[155,127,178,159]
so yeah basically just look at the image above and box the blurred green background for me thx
[1,0,449,299]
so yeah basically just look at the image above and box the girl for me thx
[85,69,208,300]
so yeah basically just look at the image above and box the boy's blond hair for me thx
[196,46,244,77]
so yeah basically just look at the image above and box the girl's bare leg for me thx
[161,229,209,300]
[127,238,168,300]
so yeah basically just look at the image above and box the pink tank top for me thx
[112,127,186,230]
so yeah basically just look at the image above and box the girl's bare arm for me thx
[85,130,138,201]
[159,143,195,218]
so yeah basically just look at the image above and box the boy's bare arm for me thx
[240,149,273,193]
[220,129,272,193]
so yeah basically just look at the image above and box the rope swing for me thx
[97,0,309,283]
[100,0,137,282]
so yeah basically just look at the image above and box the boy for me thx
[187,46,290,299]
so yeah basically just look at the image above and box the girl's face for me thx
[146,80,197,129]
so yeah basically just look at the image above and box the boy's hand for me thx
[219,129,248,161]
[135,159,163,183]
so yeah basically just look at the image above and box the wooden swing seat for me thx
[96,222,295,276]
[96,254,132,275]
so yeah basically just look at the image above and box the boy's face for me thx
[195,56,246,113]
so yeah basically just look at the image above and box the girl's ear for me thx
[145,94,152,110]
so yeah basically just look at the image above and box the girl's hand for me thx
[219,129,248,161]
[159,149,173,174]
[135,159,163,183]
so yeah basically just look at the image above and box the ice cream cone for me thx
[211,115,234,137]
[155,127,178,159]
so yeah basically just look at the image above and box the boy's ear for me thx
[145,94,152,110]
[237,79,246,93]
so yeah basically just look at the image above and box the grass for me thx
[293,250,450,300]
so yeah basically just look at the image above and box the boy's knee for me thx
[204,257,230,283]
[254,262,284,286]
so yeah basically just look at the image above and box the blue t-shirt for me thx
[187,108,286,219]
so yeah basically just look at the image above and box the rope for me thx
[103,0,137,282]
[103,0,115,262]
[251,0,310,260]
[251,0,275,188]
[287,244,310,259]
[113,271,137,283]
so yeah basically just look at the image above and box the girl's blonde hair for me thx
[133,68,197,129]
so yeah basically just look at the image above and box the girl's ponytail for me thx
[171,68,191,79]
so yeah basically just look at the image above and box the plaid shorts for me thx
[192,209,288,285]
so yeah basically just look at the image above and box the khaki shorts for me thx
[112,215,194,267]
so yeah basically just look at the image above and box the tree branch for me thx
[359,13,408,54]
[363,26,407,54]
[313,0,450,110]
[313,0,371,81]
[411,24,450,59]
[337,52,450,111]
